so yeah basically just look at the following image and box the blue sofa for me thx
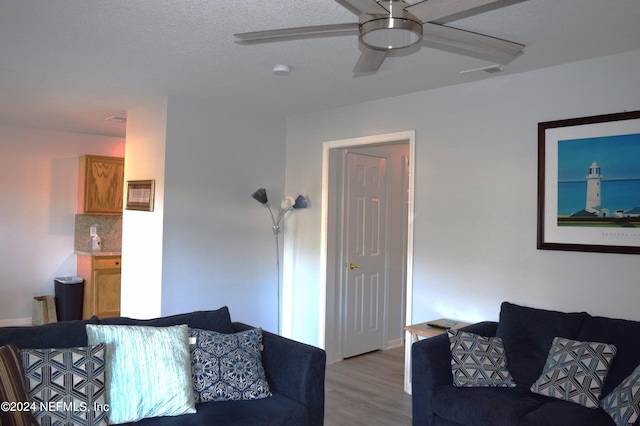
[0,307,326,425]
[412,302,640,426]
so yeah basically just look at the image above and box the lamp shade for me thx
[294,195,308,209]
[251,188,268,205]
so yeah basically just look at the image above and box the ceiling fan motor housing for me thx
[359,16,423,50]
[359,1,423,51]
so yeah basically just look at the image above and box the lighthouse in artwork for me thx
[585,161,602,213]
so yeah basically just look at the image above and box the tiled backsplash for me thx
[74,214,122,253]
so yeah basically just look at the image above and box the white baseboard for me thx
[0,317,32,327]
[326,352,343,365]
[387,338,403,349]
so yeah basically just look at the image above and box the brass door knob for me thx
[349,262,361,270]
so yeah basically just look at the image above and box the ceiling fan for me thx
[234,0,528,74]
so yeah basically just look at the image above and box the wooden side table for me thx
[403,318,471,394]
[404,318,470,343]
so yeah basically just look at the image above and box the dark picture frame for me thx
[126,180,155,212]
[537,110,640,254]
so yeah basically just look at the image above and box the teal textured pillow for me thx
[189,327,272,402]
[531,337,617,408]
[86,324,195,424]
[448,329,516,387]
[600,363,640,426]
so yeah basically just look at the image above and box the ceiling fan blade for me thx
[405,0,502,23]
[353,48,387,74]
[234,23,358,44]
[421,23,524,64]
[337,0,389,15]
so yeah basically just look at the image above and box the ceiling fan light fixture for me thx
[360,18,422,50]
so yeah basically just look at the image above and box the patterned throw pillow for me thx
[189,327,272,402]
[530,337,617,408]
[447,329,516,387]
[86,324,196,425]
[600,363,640,426]
[20,343,107,426]
[0,344,37,426]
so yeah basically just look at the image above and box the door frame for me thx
[320,131,415,375]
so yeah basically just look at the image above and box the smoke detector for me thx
[272,64,291,76]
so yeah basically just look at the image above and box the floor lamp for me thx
[251,188,308,334]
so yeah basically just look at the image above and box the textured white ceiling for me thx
[0,0,639,137]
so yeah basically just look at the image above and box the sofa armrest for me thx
[232,322,326,426]
[411,321,498,426]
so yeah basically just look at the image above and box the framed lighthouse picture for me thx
[538,110,640,254]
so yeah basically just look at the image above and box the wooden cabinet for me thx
[78,155,125,214]
[78,255,121,319]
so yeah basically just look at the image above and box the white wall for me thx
[0,125,124,324]
[158,98,287,332]
[0,96,287,331]
[285,49,640,348]
[5,50,638,349]
[120,97,168,319]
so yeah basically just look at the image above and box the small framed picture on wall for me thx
[126,180,155,212]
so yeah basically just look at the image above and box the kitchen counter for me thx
[75,250,122,257]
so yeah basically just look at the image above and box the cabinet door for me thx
[93,267,121,318]
[79,155,125,214]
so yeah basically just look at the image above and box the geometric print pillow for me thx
[530,337,617,408]
[600,363,640,426]
[189,328,272,402]
[447,329,516,388]
[20,343,107,426]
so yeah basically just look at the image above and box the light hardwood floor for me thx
[324,346,412,425]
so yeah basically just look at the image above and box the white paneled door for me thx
[342,152,388,358]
